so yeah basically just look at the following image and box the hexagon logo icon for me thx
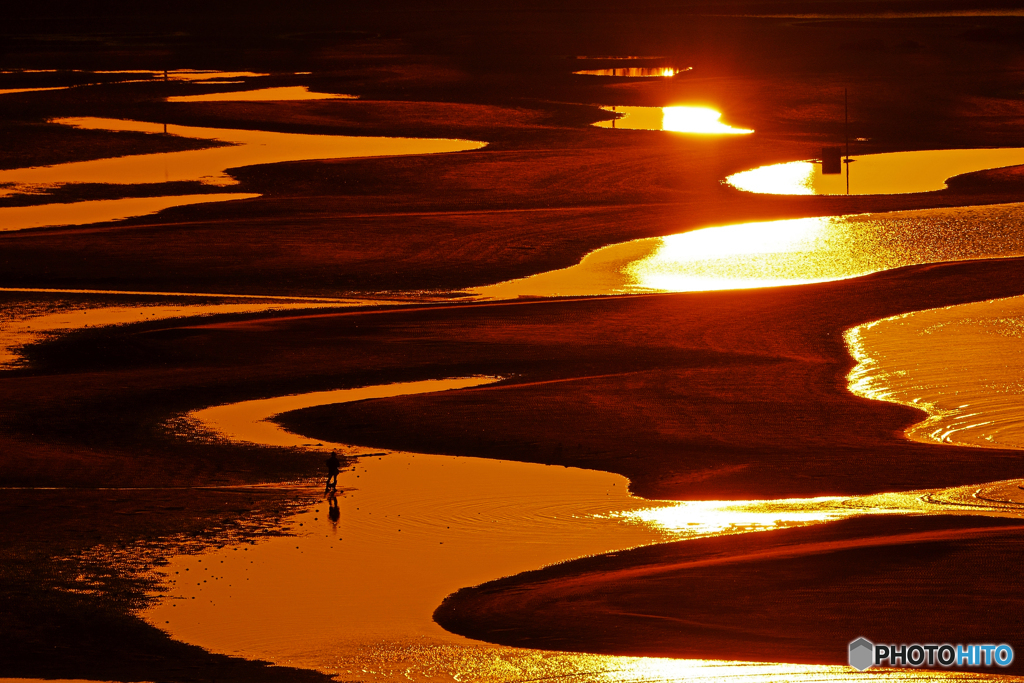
[849,637,874,671]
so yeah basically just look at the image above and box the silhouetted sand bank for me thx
[435,514,1024,674]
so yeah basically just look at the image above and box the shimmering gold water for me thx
[472,203,1024,298]
[848,294,1024,450]
[573,67,686,77]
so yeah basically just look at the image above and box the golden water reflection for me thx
[727,149,1024,195]
[574,67,686,77]
[848,294,1024,450]
[167,86,357,102]
[147,378,1024,682]
[594,106,753,134]
[472,203,1024,298]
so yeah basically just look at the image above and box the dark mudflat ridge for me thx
[278,257,1024,501]
[3,2,1024,680]
[435,514,1024,674]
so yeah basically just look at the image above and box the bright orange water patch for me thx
[0,193,259,232]
[848,294,1024,450]
[167,86,357,102]
[726,149,1024,195]
[471,203,1024,298]
[0,87,68,95]
[594,106,753,134]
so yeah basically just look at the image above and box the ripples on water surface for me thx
[848,295,1024,451]
[726,148,1024,195]
[594,106,753,134]
[472,202,1024,298]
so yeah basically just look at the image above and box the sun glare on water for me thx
[595,105,753,134]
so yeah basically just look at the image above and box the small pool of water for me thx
[574,67,687,77]
[726,148,1024,195]
[594,106,752,134]
[471,202,1024,298]
[848,294,1024,450]
[167,86,357,103]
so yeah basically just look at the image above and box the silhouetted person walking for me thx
[325,451,340,493]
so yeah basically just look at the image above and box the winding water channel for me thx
[140,374,1024,682]
[0,117,484,230]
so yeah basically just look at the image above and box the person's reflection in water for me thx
[327,491,340,530]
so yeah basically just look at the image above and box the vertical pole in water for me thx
[845,88,850,195]
[164,70,169,136]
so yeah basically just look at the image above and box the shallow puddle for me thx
[574,67,686,77]
[726,148,1024,195]
[594,106,752,134]
[848,294,1024,450]
[144,378,1024,682]
[167,86,356,102]
[0,117,484,229]
[471,202,1024,298]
